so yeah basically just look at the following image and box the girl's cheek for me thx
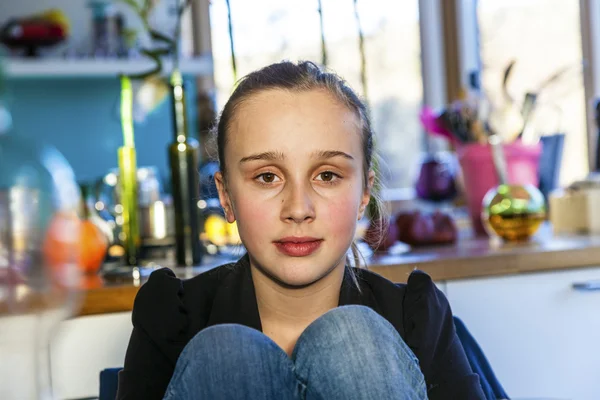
[237,197,270,216]
[234,192,279,228]
[326,197,359,231]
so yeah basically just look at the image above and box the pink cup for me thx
[457,141,542,236]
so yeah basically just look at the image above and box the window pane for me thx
[209,1,423,189]
[478,0,587,185]
[210,0,322,94]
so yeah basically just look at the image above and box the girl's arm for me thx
[403,270,487,400]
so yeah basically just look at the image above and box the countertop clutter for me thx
[77,223,600,316]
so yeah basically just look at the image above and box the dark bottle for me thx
[168,70,203,266]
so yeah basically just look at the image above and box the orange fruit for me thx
[43,212,108,278]
[79,220,108,275]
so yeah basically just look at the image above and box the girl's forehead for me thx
[229,89,362,146]
[240,88,356,118]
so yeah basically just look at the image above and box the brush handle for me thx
[489,134,508,185]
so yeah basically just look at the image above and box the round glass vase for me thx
[0,123,81,399]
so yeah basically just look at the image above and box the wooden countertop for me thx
[76,225,600,317]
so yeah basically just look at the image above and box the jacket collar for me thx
[206,254,381,332]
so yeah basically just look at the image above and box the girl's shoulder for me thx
[356,267,441,307]
[133,260,239,312]
[358,268,481,397]
[355,268,452,339]
[130,260,242,349]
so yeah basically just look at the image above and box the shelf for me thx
[4,55,213,79]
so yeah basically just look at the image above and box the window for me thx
[209,0,424,189]
[477,0,588,185]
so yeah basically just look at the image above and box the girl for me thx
[117,61,485,400]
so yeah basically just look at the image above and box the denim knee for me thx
[291,305,427,400]
[165,324,299,400]
[181,324,286,366]
[294,305,416,359]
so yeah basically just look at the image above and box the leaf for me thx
[149,29,175,46]
[127,49,163,80]
[116,0,194,80]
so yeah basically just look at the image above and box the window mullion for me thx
[418,0,448,109]
[580,0,600,171]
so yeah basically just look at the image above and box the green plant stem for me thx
[115,0,191,80]
[353,0,368,104]
[120,75,135,147]
[317,0,328,66]
[225,0,238,83]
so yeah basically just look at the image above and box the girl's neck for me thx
[250,261,345,328]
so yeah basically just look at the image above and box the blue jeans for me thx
[163,305,427,399]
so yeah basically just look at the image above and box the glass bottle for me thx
[168,70,202,266]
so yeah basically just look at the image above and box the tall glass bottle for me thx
[168,70,202,266]
[118,75,140,266]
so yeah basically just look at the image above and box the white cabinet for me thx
[0,311,131,399]
[446,267,600,400]
[50,312,132,399]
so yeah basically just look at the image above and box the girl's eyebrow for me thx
[239,151,285,164]
[239,150,354,164]
[313,150,354,161]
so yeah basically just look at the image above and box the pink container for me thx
[457,141,542,236]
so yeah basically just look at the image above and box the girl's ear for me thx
[215,171,236,223]
[358,170,375,220]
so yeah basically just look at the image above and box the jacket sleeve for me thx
[403,270,486,400]
[116,268,188,400]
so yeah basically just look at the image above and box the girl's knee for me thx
[293,305,417,367]
[300,305,393,344]
[292,306,426,398]
[181,324,272,364]
[192,323,259,344]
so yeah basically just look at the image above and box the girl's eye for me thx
[316,171,340,183]
[256,172,280,184]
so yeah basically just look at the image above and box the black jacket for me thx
[117,254,485,399]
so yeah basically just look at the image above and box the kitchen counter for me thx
[76,224,600,317]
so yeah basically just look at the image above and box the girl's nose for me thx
[280,182,316,224]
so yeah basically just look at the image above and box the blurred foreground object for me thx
[0,99,81,398]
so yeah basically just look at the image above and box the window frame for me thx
[188,0,453,199]
[579,0,600,171]
[453,0,596,174]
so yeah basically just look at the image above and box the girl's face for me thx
[215,88,373,288]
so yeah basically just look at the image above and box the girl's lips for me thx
[273,240,323,257]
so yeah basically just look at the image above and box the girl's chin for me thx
[266,263,343,289]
